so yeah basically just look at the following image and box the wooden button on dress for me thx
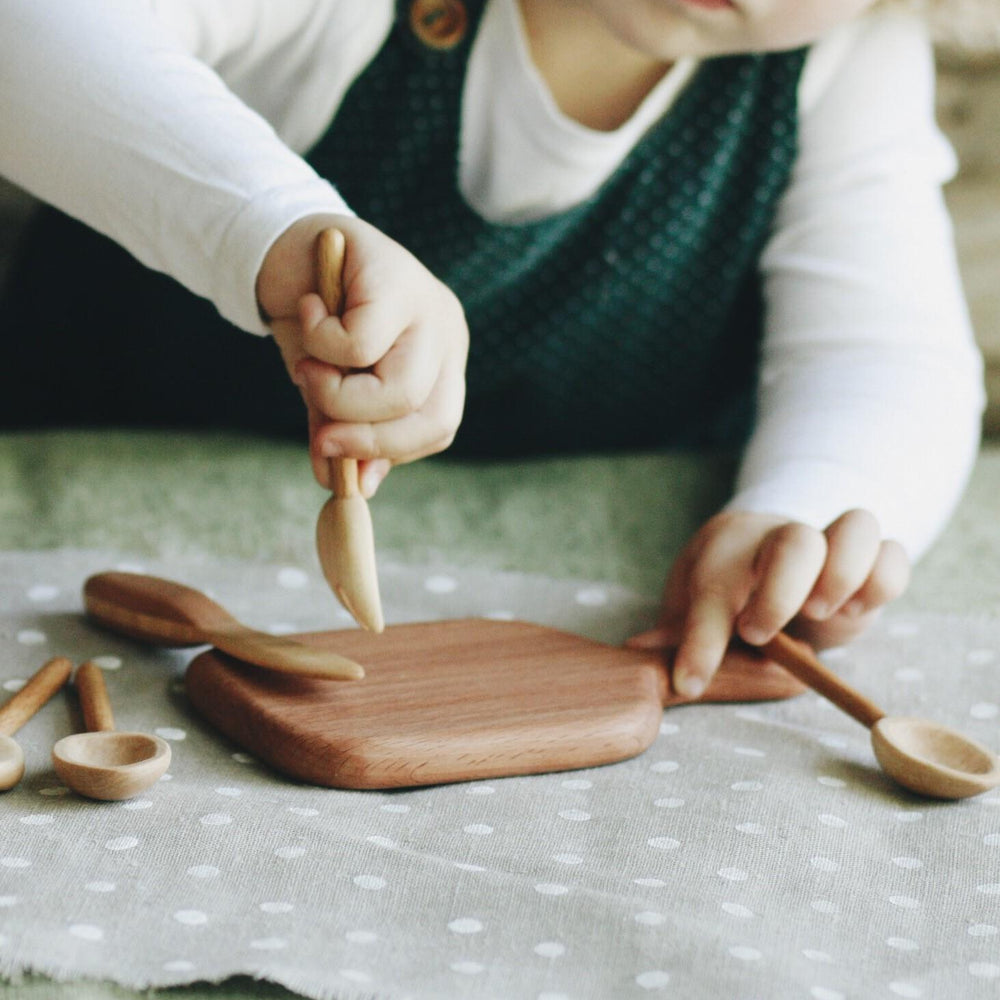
[410,0,468,50]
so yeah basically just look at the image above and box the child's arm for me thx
[632,9,983,693]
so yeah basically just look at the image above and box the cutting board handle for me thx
[83,572,239,647]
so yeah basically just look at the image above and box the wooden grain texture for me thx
[0,656,72,736]
[185,618,804,789]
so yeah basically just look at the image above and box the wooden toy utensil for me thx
[0,657,72,790]
[184,618,805,789]
[313,228,384,633]
[83,571,364,680]
[761,632,1000,799]
[52,661,171,801]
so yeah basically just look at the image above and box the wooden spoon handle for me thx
[316,227,359,503]
[760,632,886,730]
[84,571,236,646]
[75,661,115,733]
[0,657,73,736]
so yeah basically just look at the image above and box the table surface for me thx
[3,431,1000,1000]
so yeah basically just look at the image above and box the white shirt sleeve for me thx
[0,0,363,334]
[727,8,984,560]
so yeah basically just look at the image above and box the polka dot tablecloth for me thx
[1,550,999,1000]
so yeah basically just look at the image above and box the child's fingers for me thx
[840,538,910,616]
[735,522,827,645]
[802,509,882,620]
[673,597,737,699]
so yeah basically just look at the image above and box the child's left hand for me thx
[627,508,910,698]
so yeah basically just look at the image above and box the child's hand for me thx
[627,509,910,698]
[261,214,469,495]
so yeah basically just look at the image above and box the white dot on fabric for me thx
[811,900,838,915]
[288,807,318,817]
[718,868,748,882]
[967,648,997,666]
[381,803,410,814]
[635,970,671,989]
[810,988,845,1000]
[722,902,755,919]
[803,950,834,964]
[892,856,924,869]
[574,586,609,607]
[463,825,493,836]
[969,924,999,937]
[105,837,139,852]
[367,836,397,849]
[0,897,18,907]
[634,911,666,926]
[971,703,999,720]
[535,883,569,896]
[650,760,679,774]
[187,866,219,879]
[888,896,920,909]
[634,878,666,888]
[889,982,923,998]
[163,961,195,974]
[231,753,255,764]
[68,924,103,941]
[260,902,294,914]
[276,567,309,589]
[27,584,59,601]
[338,969,372,984]
[561,779,592,790]
[345,930,377,944]
[0,858,30,869]
[553,853,583,865]
[888,622,919,637]
[648,837,681,851]
[121,799,153,811]
[729,946,762,961]
[353,875,386,891]
[19,814,53,826]
[818,814,848,829]
[448,918,483,935]
[736,823,765,836]
[660,722,680,735]
[817,735,848,750]
[731,781,763,792]
[156,727,187,741]
[424,574,458,594]
[538,993,570,1000]
[466,784,496,796]
[886,938,920,951]
[16,630,46,645]
[810,857,840,872]
[534,941,566,958]
[215,787,242,798]
[893,668,923,683]
[453,863,487,872]
[199,814,232,827]
[485,610,515,621]
[969,963,1000,979]
[2,679,23,693]
[816,777,846,789]
[89,655,122,671]
[655,797,685,809]
[249,938,287,951]
[173,910,208,926]
[977,883,1000,895]
[733,747,766,758]
[894,811,924,823]
[558,809,591,822]
[451,961,484,975]
[274,846,306,860]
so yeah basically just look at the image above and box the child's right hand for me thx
[260,214,469,496]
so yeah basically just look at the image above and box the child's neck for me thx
[518,0,672,131]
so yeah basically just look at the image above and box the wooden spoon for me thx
[762,632,1000,800]
[52,661,172,801]
[313,227,384,633]
[83,571,364,680]
[0,657,73,790]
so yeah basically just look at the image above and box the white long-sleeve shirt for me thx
[0,0,984,558]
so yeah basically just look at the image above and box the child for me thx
[0,0,984,698]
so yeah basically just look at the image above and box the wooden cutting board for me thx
[184,618,803,789]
